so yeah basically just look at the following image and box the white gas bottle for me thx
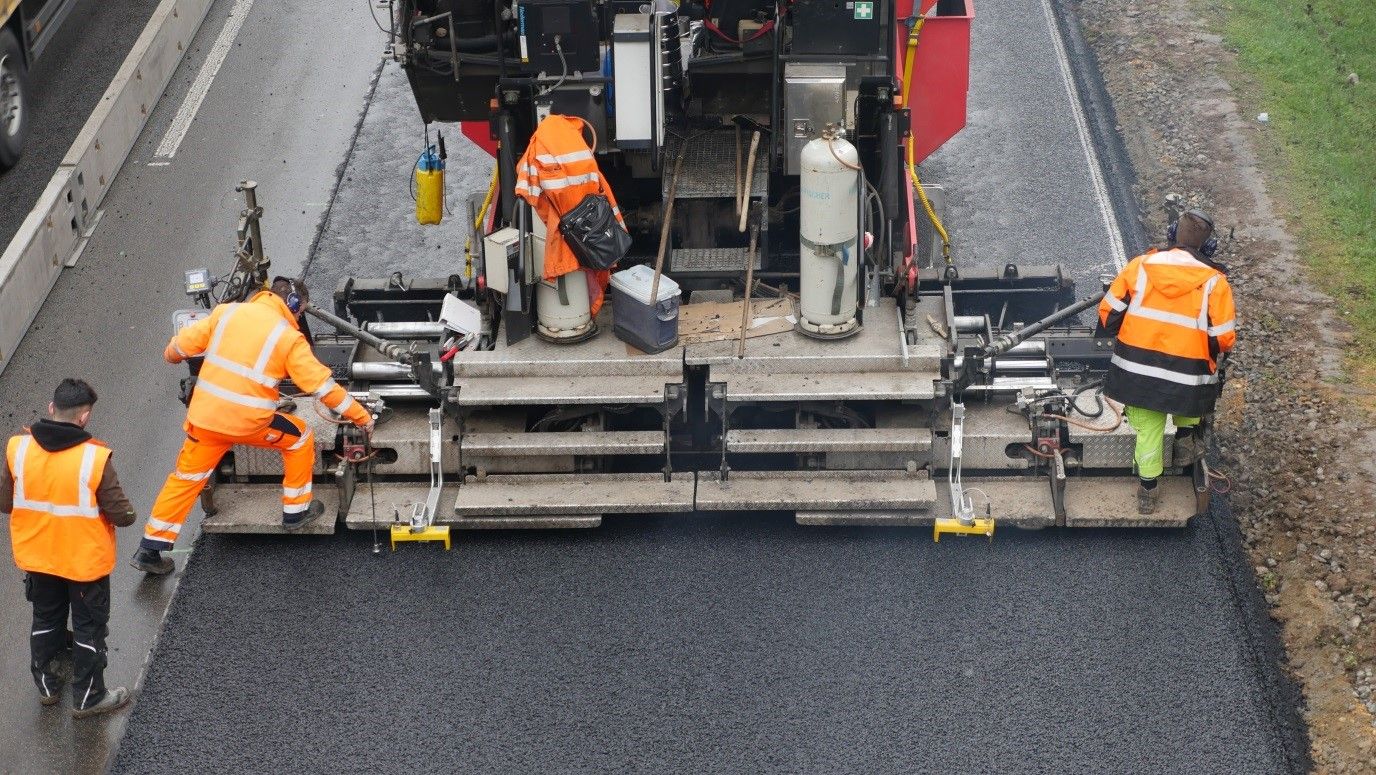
[797,132,861,338]
[531,213,596,342]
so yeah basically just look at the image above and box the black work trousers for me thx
[24,571,110,709]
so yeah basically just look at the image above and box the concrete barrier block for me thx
[0,0,214,375]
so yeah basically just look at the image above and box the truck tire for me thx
[0,29,29,171]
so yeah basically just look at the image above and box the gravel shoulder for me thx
[1072,0,1376,770]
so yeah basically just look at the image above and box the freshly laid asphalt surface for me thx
[120,506,1301,774]
[3,0,1307,772]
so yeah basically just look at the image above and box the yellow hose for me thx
[464,163,499,279]
[899,15,951,265]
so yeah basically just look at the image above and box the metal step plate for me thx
[687,300,942,374]
[797,476,1199,529]
[696,470,937,511]
[1062,477,1198,528]
[456,375,675,406]
[722,372,937,402]
[462,430,665,456]
[671,247,761,273]
[449,515,603,529]
[458,317,681,378]
[727,428,933,454]
[455,473,695,515]
[201,485,338,535]
[338,484,604,529]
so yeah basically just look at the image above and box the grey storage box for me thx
[610,265,681,353]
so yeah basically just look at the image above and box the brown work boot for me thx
[1174,429,1205,465]
[1137,483,1159,515]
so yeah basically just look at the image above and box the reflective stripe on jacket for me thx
[7,435,115,581]
[1098,247,1237,416]
[515,115,625,314]
[165,291,370,436]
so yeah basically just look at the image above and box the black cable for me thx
[366,0,391,35]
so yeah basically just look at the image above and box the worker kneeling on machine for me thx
[132,278,375,575]
[1099,209,1236,515]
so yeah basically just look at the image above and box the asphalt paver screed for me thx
[112,504,1302,774]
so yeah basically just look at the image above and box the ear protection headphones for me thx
[1167,208,1220,258]
[274,276,307,315]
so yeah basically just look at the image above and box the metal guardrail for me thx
[0,0,214,374]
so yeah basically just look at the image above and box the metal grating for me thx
[666,131,769,200]
[671,247,760,272]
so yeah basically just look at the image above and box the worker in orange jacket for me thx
[132,278,373,575]
[515,114,626,314]
[2,379,135,718]
[1099,209,1236,514]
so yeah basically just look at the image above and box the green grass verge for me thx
[1219,0,1375,347]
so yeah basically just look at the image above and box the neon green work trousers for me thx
[1124,405,1199,479]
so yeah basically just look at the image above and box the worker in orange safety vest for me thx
[1098,209,1236,515]
[132,278,374,575]
[2,379,136,718]
[515,114,626,314]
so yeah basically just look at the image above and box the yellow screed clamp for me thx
[932,517,995,543]
[390,524,452,551]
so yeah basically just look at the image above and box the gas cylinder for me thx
[415,145,444,225]
[797,131,861,338]
[530,215,595,342]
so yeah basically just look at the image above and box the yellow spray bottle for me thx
[415,134,446,225]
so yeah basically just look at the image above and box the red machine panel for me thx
[896,0,973,164]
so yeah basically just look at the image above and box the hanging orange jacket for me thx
[1098,247,1236,416]
[514,115,625,313]
[166,291,371,436]
[7,434,115,582]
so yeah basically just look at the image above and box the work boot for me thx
[131,548,175,575]
[72,687,129,719]
[38,682,62,706]
[1137,484,1160,515]
[37,651,74,704]
[282,500,325,531]
[1173,430,1205,466]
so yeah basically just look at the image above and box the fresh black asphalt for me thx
[114,505,1302,774]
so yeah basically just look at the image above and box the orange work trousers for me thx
[140,413,314,551]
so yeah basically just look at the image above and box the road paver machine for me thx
[189,0,1208,545]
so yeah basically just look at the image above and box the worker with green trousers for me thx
[1097,209,1237,514]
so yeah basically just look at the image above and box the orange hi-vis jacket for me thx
[514,115,626,314]
[7,434,115,581]
[166,291,371,436]
[1098,247,1237,417]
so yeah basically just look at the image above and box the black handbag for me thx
[557,193,633,271]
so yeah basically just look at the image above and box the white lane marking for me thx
[152,0,256,160]
[1038,0,1127,271]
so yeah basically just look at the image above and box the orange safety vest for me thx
[514,114,625,314]
[7,434,116,582]
[1098,247,1237,416]
[166,291,368,436]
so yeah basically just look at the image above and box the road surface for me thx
[0,0,1306,772]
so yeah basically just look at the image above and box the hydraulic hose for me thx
[983,294,1102,357]
[304,303,414,365]
[464,163,499,278]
